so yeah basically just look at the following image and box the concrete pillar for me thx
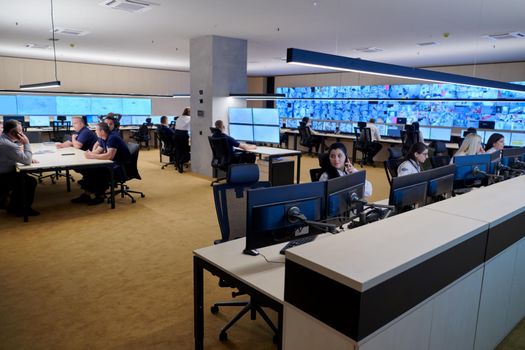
[190,35,247,177]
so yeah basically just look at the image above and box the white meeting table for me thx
[17,143,115,222]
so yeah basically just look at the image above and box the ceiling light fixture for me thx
[20,0,61,90]
[229,93,286,100]
[286,48,525,93]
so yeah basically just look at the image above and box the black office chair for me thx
[298,123,315,155]
[354,127,374,167]
[173,129,190,173]
[157,127,177,170]
[383,158,405,185]
[211,164,274,342]
[430,155,451,169]
[401,125,420,155]
[50,120,71,142]
[209,136,232,186]
[309,168,323,182]
[131,123,151,150]
[107,143,145,203]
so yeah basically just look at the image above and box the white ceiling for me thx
[1,0,524,76]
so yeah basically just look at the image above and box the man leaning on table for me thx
[56,116,97,151]
[71,122,131,206]
[0,120,40,217]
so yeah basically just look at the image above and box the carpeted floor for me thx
[0,149,523,349]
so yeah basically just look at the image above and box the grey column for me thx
[190,35,247,177]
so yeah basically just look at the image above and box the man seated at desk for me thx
[71,122,131,206]
[0,120,39,216]
[158,116,175,139]
[212,120,256,164]
[56,116,97,151]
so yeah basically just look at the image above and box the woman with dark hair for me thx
[318,142,372,197]
[397,142,429,176]
[484,133,505,154]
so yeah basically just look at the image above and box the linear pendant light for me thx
[286,48,525,93]
[20,0,61,90]
[229,93,285,100]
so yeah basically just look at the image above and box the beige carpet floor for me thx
[0,149,523,349]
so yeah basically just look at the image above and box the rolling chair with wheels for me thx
[131,123,151,150]
[107,143,145,203]
[354,127,375,167]
[157,127,177,170]
[208,136,232,186]
[211,164,275,342]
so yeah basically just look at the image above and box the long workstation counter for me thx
[283,176,525,349]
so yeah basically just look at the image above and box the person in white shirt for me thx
[174,107,191,173]
[484,133,505,155]
[364,118,383,165]
[319,142,373,198]
[397,142,429,177]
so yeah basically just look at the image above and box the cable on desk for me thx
[259,252,285,264]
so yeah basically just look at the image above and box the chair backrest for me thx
[50,121,71,142]
[384,158,404,185]
[208,136,231,171]
[124,142,142,181]
[387,147,403,160]
[212,164,271,242]
[430,155,451,169]
[402,126,419,154]
[309,168,323,182]
[355,127,372,148]
[26,131,42,143]
[158,127,175,154]
[298,124,312,146]
[138,124,150,139]
[429,141,447,156]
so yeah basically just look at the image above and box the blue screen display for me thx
[420,127,431,140]
[29,116,50,127]
[17,95,57,115]
[120,116,132,125]
[229,124,254,142]
[0,95,18,114]
[56,96,91,115]
[86,115,100,124]
[429,128,451,142]
[229,108,253,124]
[252,108,280,125]
[122,98,151,115]
[91,98,123,115]
[253,125,280,143]
[131,116,148,125]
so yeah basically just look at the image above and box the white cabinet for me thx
[506,237,525,331]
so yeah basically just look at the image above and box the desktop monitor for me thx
[28,116,50,127]
[229,124,254,142]
[229,108,253,124]
[389,172,428,213]
[119,116,132,126]
[148,116,162,124]
[425,164,455,200]
[131,116,149,125]
[252,108,280,126]
[510,133,525,147]
[339,122,354,134]
[326,171,366,224]
[500,148,525,168]
[478,120,495,129]
[387,126,402,138]
[244,181,326,252]
[375,124,388,136]
[253,125,280,144]
[3,116,25,124]
[453,154,491,186]
[420,127,431,140]
[86,115,100,124]
[429,128,452,142]
[396,117,407,125]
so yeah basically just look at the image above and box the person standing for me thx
[0,120,39,216]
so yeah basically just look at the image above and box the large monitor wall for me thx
[276,82,525,130]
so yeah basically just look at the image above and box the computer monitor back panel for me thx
[326,171,366,220]
[453,154,491,181]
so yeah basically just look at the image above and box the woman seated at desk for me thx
[484,133,505,155]
[397,142,429,177]
[319,142,373,198]
[452,133,484,159]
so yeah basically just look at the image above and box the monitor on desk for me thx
[119,116,132,126]
[86,115,100,124]
[396,117,407,125]
[253,125,280,144]
[131,116,149,125]
[229,124,254,142]
[326,171,366,224]
[420,126,431,140]
[244,182,326,253]
[425,164,455,200]
[28,116,50,127]
[387,125,402,138]
[339,122,354,134]
[252,108,279,126]
[453,154,491,185]
[500,148,525,167]
[510,133,525,147]
[229,108,253,124]
[389,172,428,213]
[429,128,451,142]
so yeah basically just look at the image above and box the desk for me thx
[248,146,302,184]
[17,143,115,222]
[193,238,286,350]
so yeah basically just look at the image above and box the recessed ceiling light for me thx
[51,27,89,36]
[25,43,51,49]
[482,32,525,40]
[416,41,439,46]
[354,47,384,53]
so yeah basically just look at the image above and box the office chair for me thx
[107,143,145,203]
[430,155,451,169]
[354,127,374,167]
[309,168,323,182]
[50,120,71,143]
[211,164,275,342]
[131,123,151,150]
[157,127,177,170]
[208,136,232,186]
[429,141,448,156]
[173,129,190,173]
[383,158,405,185]
[310,152,329,181]
[401,125,419,155]
[298,122,315,155]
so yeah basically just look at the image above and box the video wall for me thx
[276,82,525,131]
[228,108,280,144]
[0,95,152,116]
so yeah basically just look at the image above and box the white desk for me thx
[248,146,302,184]
[17,143,115,222]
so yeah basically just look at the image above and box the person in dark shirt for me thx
[71,122,131,205]
[56,116,97,151]
[211,120,256,164]
[158,116,175,139]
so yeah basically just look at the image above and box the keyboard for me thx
[279,235,316,255]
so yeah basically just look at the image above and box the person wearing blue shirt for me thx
[56,116,97,151]
[158,116,175,139]
[211,120,256,164]
[71,122,131,205]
